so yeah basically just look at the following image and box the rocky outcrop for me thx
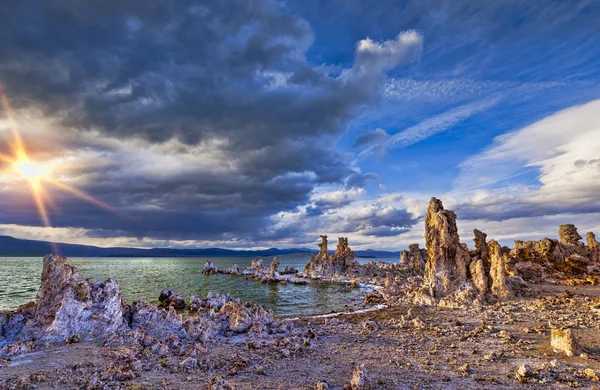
[511,225,597,279]
[0,255,125,352]
[304,236,359,278]
[423,198,468,298]
[1,256,282,358]
[399,243,427,274]
[418,199,520,303]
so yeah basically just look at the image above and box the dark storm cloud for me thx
[0,0,422,242]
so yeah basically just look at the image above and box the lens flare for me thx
[0,86,115,248]
[14,159,51,180]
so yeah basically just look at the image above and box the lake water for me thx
[0,255,398,317]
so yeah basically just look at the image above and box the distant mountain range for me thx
[0,235,400,258]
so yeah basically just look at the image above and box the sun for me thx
[14,158,51,180]
[0,87,115,239]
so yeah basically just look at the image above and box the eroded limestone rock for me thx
[304,236,358,277]
[400,243,427,274]
[473,229,491,272]
[348,364,372,390]
[202,260,218,275]
[469,259,488,295]
[423,198,468,298]
[488,240,513,300]
[0,255,125,354]
[551,326,582,357]
[559,224,583,247]
[588,232,599,263]
[267,257,280,281]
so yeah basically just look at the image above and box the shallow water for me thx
[0,255,397,317]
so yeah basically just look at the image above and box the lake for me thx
[0,255,398,317]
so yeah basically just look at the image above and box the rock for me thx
[551,326,582,357]
[584,368,600,381]
[159,289,173,303]
[458,363,471,374]
[400,244,427,274]
[219,301,274,333]
[315,381,330,390]
[423,198,468,298]
[559,224,583,247]
[488,240,513,300]
[349,364,372,390]
[180,357,198,371]
[588,232,599,263]
[280,266,298,275]
[1,255,126,351]
[202,260,218,275]
[305,236,359,277]
[473,229,491,272]
[469,259,488,295]
[158,289,186,310]
[515,261,544,283]
[268,257,280,281]
[515,364,534,383]
[384,272,394,288]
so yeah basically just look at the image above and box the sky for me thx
[0,0,599,251]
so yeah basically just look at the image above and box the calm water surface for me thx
[0,255,397,317]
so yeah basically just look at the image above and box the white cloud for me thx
[455,99,600,213]
[340,30,423,83]
[386,97,500,149]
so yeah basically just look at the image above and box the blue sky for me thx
[0,0,598,250]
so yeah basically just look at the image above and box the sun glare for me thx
[14,159,51,180]
[0,87,115,242]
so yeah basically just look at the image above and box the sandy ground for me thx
[2,283,600,389]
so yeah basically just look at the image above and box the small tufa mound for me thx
[550,326,582,357]
[347,364,372,390]
[202,260,218,275]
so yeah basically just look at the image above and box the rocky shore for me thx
[2,197,600,389]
